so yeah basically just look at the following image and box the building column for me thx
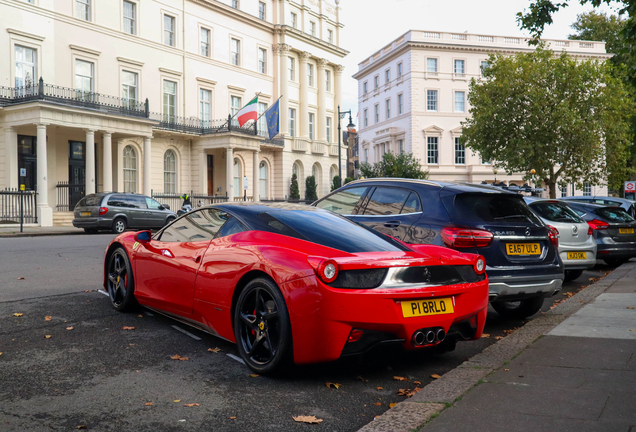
[116,139,125,193]
[143,137,151,196]
[253,150,260,201]
[4,127,18,189]
[317,59,328,142]
[85,130,96,195]
[102,132,113,192]
[334,64,344,121]
[36,124,52,226]
[226,147,234,202]
[275,43,291,135]
[298,51,311,138]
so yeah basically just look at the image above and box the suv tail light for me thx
[99,207,109,216]
[548,225,559,248]
[441,227,494,248]
[588,219,609,231]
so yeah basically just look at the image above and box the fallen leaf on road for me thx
[397,389,410,396]
[0,352,3,356]
[373,402,381,406]
[170,354,189,361]
[66,326,74,330]
[250,374,259,378]
[145,402,153,406]
[293,415,323,424]
[376,387,383,390]
[357,376,368,382]
[495,336,504,340]
[407,388,422,398]
[183,403,200,407]
[83,290,94,293]
[45,316,52,321]
[630,329,634,332]
[230,416,236,419]
[326,382,341,389]
[138,314,143,317]
[431,374,441,379]
[173,400,181,403]
[77,426,87,430]
[481,333,490,338]
[393,376,408,381]
[627,307,635,309]
[13,313,23,317]
[208,347,221,353]
[389,403,397,408]
[17,277,25,280]
[44,335,51,339]
[504,369,510,372]
[504,327,519,335]
[122,326,135,330]
[129,344,135,346]
[413,381,421,385]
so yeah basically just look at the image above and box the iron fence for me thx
[149,113,259,136]
[0,189,38,224]
[56,182,86,211]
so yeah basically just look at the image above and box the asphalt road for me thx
[0,235,613,431]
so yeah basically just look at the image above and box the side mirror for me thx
[134,230,152,244]
[162,204,170,210]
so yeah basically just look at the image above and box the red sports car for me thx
[103,203,488,374]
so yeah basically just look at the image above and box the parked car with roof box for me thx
[524,198,596,281]
[73,192,177,234]
[562,201,636,266]
[559,196,635,218]
[313,179,564,319]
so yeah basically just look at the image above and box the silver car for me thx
[525,198,597,281]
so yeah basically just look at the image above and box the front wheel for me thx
[106,247,137,311]
[492,296,545,320]
[234,278,292,374]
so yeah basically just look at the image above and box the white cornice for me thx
[279,25,349,57]
[159,67,183,77]
[70,44,101,56]
[196,77,217,86]
[117,57,145,67]
[7,28,45,41]
[190,0,274,33]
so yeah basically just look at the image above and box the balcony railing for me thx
[149,112,259,136]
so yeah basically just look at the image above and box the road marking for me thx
[97,290,109,297]
[226,354,245,365]
[171,325,202,340]
[144,311,154,317]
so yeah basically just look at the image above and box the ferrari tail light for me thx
[469,315,478,329]
[588,219,609,231]
[474,256,486,275]
[348,329,364,343]
[307,257,339,284]
[99,207,109,216]
[548,225,559,248]
[441,227,493,249]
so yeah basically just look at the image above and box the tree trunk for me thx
[547,181,556,199]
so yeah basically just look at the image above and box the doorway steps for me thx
[52,212,74,227]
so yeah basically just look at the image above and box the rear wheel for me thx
[234,278,292,374]
[492,296,545,320]
[106,247,137,311]
[112,218,127,234]
[564,269,584,282]
[164,217,175,227]
[604,258,629,267]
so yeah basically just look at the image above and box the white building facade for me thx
[353,30,611,196]
[0,0,348,226]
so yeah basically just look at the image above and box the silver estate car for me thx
[525,198,597,281]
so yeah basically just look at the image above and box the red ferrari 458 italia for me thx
[103,203,488,374]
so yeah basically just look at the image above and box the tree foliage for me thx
[305,175,318,201]
[460,47,633,197]
[359,152,429,180]
[331,175,341,192]
[289,173,300,200]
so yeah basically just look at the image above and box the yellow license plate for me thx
[619,228,634,234]
[401,297,454,318]
[506,243,541,255]
[567,252,587,260]
[80,212,91,216]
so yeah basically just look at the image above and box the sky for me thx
[338,0,619,124]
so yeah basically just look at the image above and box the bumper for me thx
[281,275,489,365]
[487,273,563,301]
[72,217,113,229]
[596,240,636,259]
[558,250,597,270]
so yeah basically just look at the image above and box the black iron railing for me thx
[56,182,86,211]
[149,113,260,136]
[0,189,38,224]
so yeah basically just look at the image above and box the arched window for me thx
[330,165,337,182]
[233,158,242,197]
[123,145,137,193]
[163,150,177,194]
[259,161,268,200]
[312,163,320,179]
[292,161,300,179]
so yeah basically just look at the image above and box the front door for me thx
[69,141,86,209]
[17,135,37,191]
[207,155,214,196]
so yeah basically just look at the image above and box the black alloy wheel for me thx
[112,218,127,234]
[106,247,137,311]
[491,296,545,320]
[234,278,292,374]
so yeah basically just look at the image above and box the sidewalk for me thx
[0,225,84,237]
[361,263,636,432]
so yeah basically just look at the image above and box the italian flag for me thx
[237,95,258,127]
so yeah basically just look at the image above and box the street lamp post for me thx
[493,168,498,184]
[337,105,354,188]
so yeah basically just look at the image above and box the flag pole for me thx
[256,95,283,122]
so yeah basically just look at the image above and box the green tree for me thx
[460,47,632,198]
[331,175,341,192]
[305,175,318,201]
[344,176,354,185]
[289,173,300,200]
[359,152,429,180]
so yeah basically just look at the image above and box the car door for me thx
[134,208,229,315]
[145,197,169,228]
[123,195,148,228]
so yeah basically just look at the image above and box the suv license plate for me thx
[619,228,634,234]
[80,212,91,216]
[401,298,454,318]
[567,252,587,260]
[506,243,541,255]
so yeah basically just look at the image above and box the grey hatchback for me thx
[72,193,177,234]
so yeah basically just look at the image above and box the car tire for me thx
[492,296,545,320]
[234,277,292,375]
[84,228,98,234]
[105,247,138,312]
[604,258,629,267]
[564,269,584,282]
[112,218,127,234]
[164,217,175,227]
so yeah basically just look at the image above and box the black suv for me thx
[313,179,564,319]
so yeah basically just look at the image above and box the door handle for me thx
[384,220,401,228]
[195,255,202,263]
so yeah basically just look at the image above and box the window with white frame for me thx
[259,161,268,199]
[327,29,333,44]
[454,137,465,165]
[374,104,379,123]
[310,21,316,36]
[231,95,241,118]
[455,91,465,112]
[164,15,175,46]
[289,108,296,137]
[163,80,177,120]
[363,81,368,95]
[200,88,211,127]
[258,102,267,135]
[230,38,240,66]
[164,150,177,193]
[398,93,403,115]
[481,156,491,165]
[232,0,239,8]
[291,12,297,28]
[121,70,137,109]
[326,116,332,143]
[363,109,368,127]
[308,113,315,140]
[454,59,465,76]
[258,48,267,74]
[374,75,379,89]
[427,90,438,111]
[233,158,241,197]
[427,58,437,74]
[258,1,266,20]
[385,99,391,119]
[325,70,331,92]
[583,183,592,196]
[76,0,90,21]
[288,57,295,81]
[480,60,490,75]
[123,145,137,193]
[398,139,403,154]
[397,62,403,77]
[123,1,136,35]
[201,28,210,57]
[427,137,439,164]
[308,63,314,87]
[364,148,369,163]
[75,59,93,99]
[561,186,567,197]
[385,68,391,84]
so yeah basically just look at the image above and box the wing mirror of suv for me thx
[134,230,152,244]
[161,204,170,210]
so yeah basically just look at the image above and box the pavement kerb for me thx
[0,230,85,238]
[357,262,636,432]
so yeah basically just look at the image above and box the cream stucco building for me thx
[353,30,611,197]
[0,0,348,226]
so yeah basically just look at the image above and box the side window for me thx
[315,187,368,215]
[401,192,422,214]
[159,209,229,242]
[216,217,248,238]
[107,194,127,207]
[124,196,147,209]
[363,187,411,216]
[145,197,163,210]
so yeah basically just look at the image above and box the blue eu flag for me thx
[265,99,280,140]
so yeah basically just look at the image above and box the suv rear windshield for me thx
[596,207,635,223]
[77,195,102,207]
[444,193,543,226]
[530,202,584,223]
[253,210,407,253]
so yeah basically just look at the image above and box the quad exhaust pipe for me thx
[412,327,446,346]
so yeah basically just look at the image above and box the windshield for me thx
[77,195,102,207]
[443,193,543,226]
[530,202,584,223]
[254,210,408,253]
[596,208,635,223]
